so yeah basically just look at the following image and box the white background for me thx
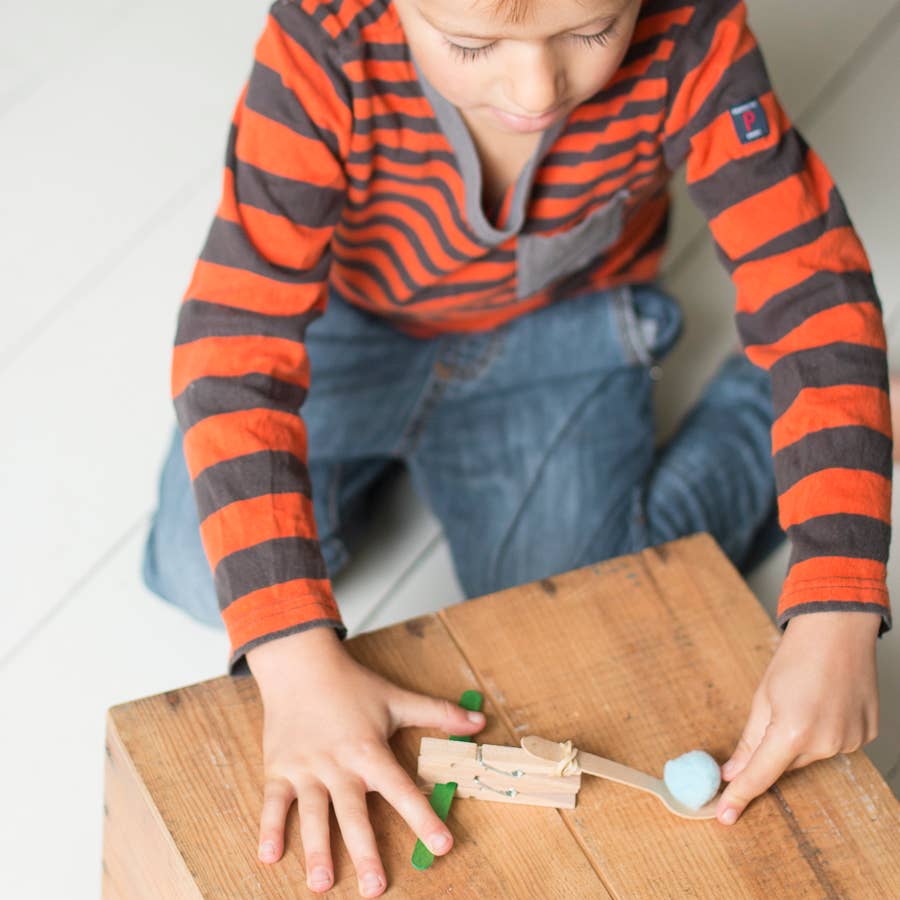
[1,1,898,896]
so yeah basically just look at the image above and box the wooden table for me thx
[102,534,900,898]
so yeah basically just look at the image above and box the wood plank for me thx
[105,613,604,898]
[103,719,200,900]
[440,534,900,898]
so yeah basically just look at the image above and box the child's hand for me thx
[245,627,486,896]
[716,611,880,825]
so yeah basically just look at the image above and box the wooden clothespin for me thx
[411,689,484,870]
[417,736,582,809]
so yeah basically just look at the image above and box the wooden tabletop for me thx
[103,534,900,898]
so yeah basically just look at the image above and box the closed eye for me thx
[571,24,618,48]
[443,37,498,62]
[443,21,618,63]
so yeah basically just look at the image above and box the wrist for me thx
[246,625,344,687]
[784,609,882,639]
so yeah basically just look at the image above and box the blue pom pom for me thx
[663,750,721,809]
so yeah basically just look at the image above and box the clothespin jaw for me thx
[417,737,582,808]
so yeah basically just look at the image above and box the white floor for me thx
[1,2,899,897]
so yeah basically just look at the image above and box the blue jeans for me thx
[142,282,784,630]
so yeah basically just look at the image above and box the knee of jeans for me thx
[469,501,636,598]
[318,533,350,580]
[141,514,224,630]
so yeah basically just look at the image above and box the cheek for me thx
[416,51,485,108]
[569,61,617,100]
[393,2,488,108]
[566,42,633,103]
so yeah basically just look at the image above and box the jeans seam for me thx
[629,482,650,553]
[447,328,508,381]
[569,437,654,564]
[394,341,450,456]
[489,369,617,588]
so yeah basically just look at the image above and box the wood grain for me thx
[103,716,201,899]
[103,535,900,898]
[103,614,600,898]
[441,533,900,898]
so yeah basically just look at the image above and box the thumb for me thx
[390,689,486,735]
[722,694,770,781]
[716,724,795,825]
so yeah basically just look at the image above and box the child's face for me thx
[394,0,643,136]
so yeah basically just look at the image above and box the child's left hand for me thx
[715,610,881,825]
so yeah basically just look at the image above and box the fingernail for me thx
[722,760,735,777]
[720,807,738,825]
[310,866,331,887]
[361,872,384,895]
[260,840,276,859]
[429,831,451,852]
[467,711,484,724]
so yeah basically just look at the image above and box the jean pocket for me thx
[614,283,683,367]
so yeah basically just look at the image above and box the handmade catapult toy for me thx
[418,734,582,808]
[411,690,723,870]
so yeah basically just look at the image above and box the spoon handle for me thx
[575,750,665,797]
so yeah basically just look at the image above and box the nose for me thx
[507,44,566,116]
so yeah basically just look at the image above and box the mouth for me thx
[490,102,567,132]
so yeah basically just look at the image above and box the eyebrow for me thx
[417,5,621,41]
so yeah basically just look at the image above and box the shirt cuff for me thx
[777,576,891,637]
[224,582,347,674]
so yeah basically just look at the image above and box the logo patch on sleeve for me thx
[730,98,769,143]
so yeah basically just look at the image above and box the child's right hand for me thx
[245,626,485,896]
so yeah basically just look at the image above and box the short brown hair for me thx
[489,0,536,25]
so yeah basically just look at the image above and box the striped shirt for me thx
[173,0,892,671]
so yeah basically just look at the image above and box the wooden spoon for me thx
[520,735,720,820]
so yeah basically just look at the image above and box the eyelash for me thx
[444,24,617,63]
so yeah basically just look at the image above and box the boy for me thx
[143,0,891,895]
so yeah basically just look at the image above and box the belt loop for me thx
[616,284,653,368]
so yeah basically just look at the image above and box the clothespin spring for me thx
[473,775,518,798]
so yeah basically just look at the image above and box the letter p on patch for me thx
[730,98,770,144]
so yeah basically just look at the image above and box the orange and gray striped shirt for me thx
[173,0,892,671]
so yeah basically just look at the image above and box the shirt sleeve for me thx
[172,1,353,672]
[661,0,892,634]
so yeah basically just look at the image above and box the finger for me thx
[296,781,334,893]
[364,750,454,856]
[329,777,386,898]
[716,725,797,825]
[258,777,296,863]
[865,705,879,745]
[722,694,770,782]
[390,689,485,735]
